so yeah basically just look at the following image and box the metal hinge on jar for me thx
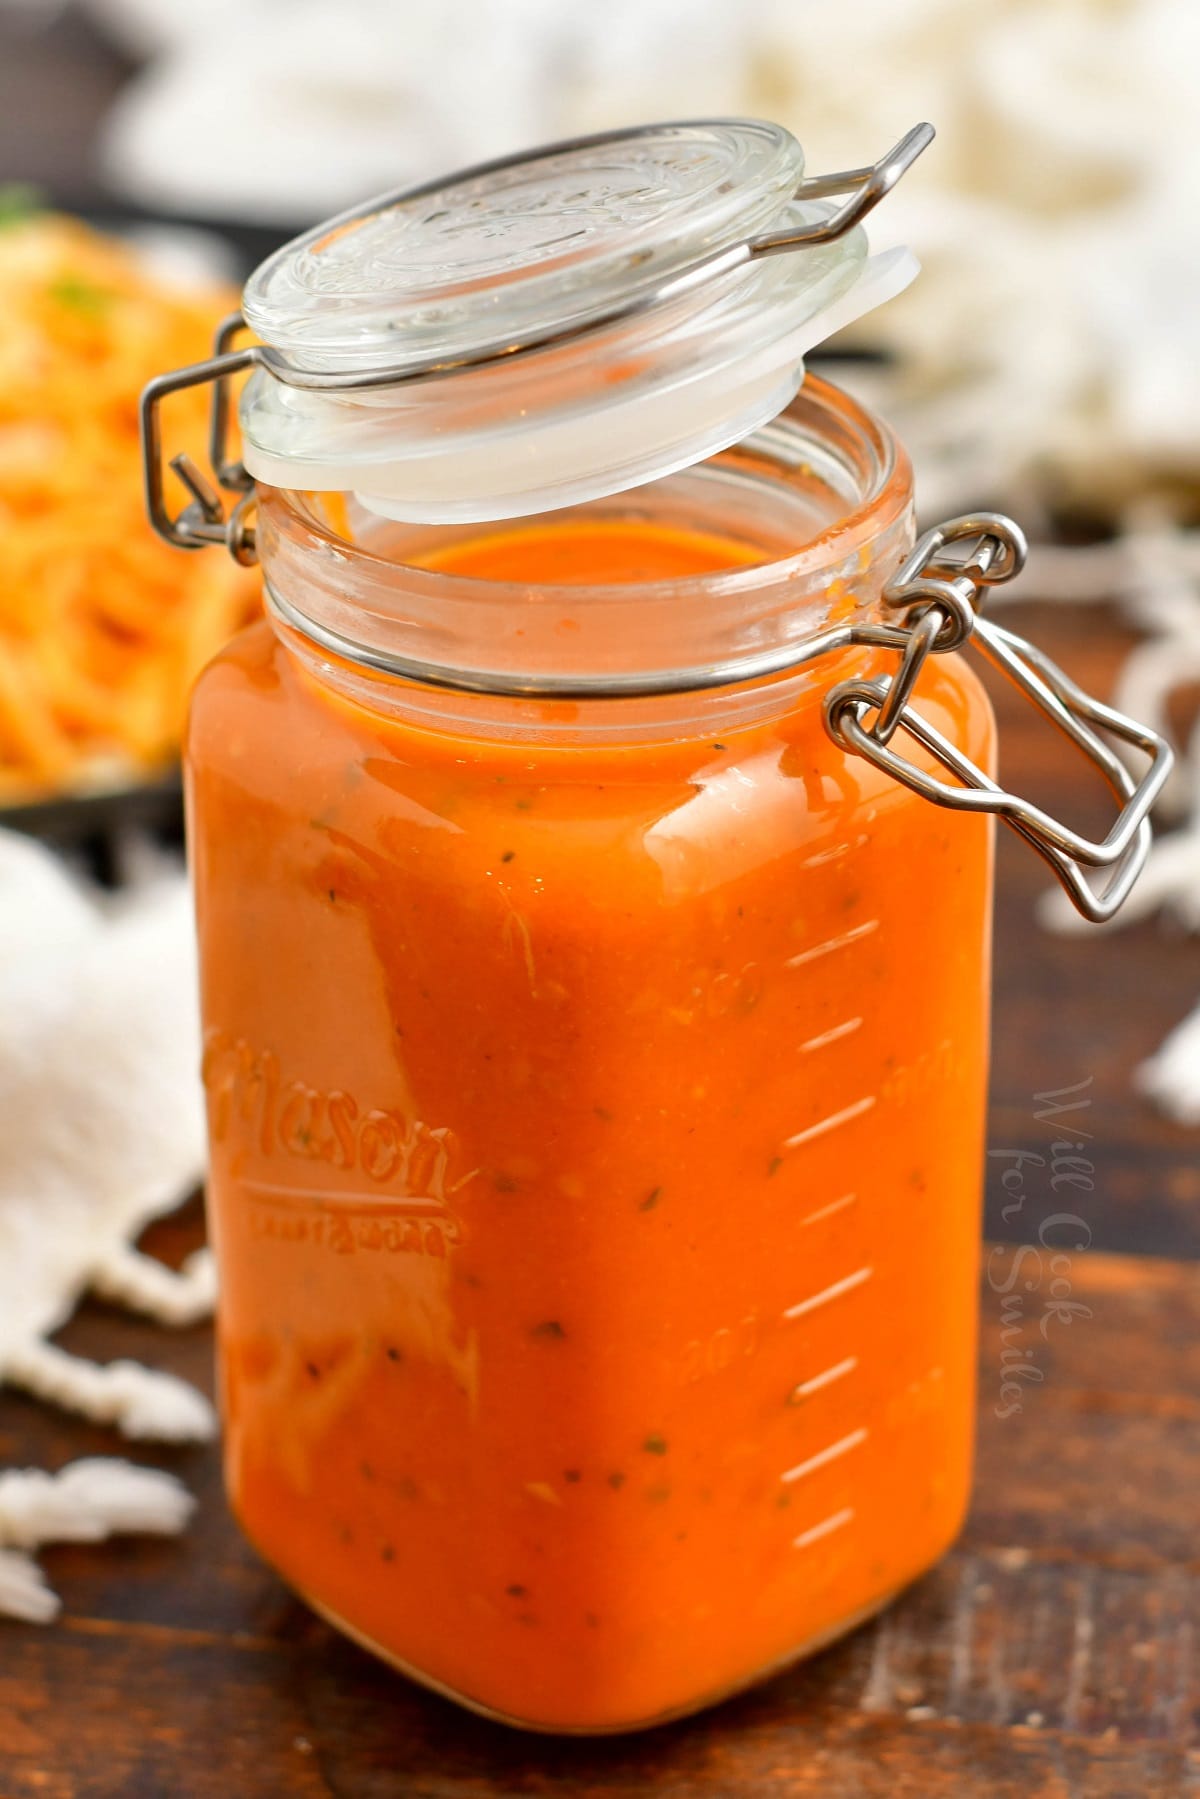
[139,312,259,565]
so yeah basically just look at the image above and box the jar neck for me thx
[257,377,914,742]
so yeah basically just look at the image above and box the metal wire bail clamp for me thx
[825,516,1174,923]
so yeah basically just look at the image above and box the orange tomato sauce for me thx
[187,515,994,1731]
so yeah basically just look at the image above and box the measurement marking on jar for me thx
[799,1016,863,1054]
[790,1356,858,1403]
[785,1095,875,1149]
[783,1265,873,1321]
[801,1191,858,1228]
[781,1428,868,1485]
[793,1507,855,1551]
[802,832,869,871]
[786,918,878,969]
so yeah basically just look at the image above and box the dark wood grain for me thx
[1,600,1198,1798]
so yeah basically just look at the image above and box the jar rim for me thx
[258,375,912,607]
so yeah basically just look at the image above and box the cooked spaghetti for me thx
[0,209,259,803]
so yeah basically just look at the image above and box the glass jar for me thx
[145,120,1168,1734]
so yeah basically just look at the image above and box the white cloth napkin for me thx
[0,828,213,1622]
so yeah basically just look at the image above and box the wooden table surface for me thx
[2,601,1198,1798]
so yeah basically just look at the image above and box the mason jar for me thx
[143,120,1168,1734]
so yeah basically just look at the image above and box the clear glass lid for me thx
[243,121,807,376]
[237,120,922,521]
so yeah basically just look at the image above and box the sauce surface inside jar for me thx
[189,501,993,1732]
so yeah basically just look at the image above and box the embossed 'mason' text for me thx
[201,1029,474,1203]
